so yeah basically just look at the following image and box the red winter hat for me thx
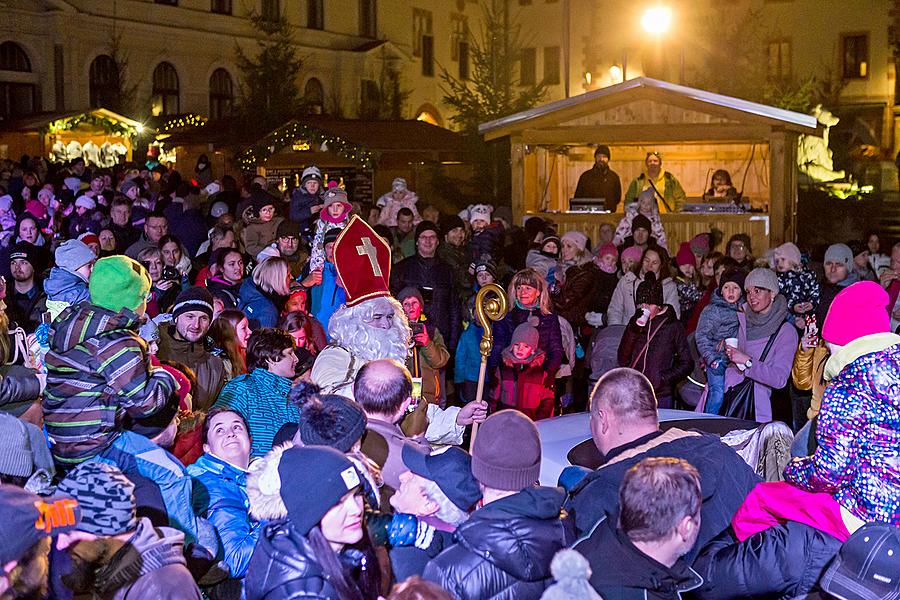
[822,281,890,346]
[675,242,696,267]
[333,215,391,306]
[160,364,192,411]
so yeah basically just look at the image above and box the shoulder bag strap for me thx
[759,322,789,362]
[646,177,673,213]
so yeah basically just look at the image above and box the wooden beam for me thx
[768,129,790,245]
[520,124,772,144]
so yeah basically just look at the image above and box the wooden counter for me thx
[532,212,770,255]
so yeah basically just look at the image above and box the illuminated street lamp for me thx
[641,6,672,35]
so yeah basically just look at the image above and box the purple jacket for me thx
[784,342,900,526]
[723,311,798,422]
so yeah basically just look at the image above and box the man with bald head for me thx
[355,359,484,496]
[566,368,758,563]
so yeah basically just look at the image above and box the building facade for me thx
[2,0,898,155]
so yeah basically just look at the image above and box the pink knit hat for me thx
[774,243,802,268]
[621,246,643,264]
[822,281,890,346]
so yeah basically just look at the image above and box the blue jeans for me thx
[93,431,216,552]
[705,359,727,415]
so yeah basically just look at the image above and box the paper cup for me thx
[725,337,738,349]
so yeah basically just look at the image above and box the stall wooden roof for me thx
[2,108,146,132]
[479,77,821,142]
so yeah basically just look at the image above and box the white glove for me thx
[585,312,605,327]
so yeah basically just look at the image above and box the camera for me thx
[411,322,425,338]
[162,266,180,281]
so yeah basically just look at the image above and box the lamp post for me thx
[640,5,682,83]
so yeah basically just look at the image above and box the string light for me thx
[43,114,137,138]
[159,114,208,133]
[236,121,376,172]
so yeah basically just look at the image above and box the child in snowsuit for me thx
[695,269,745,414]
[309,187,352,271]
[774,242,820,329]
[496,322,554,421]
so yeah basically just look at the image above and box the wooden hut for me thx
[479,77,822,251]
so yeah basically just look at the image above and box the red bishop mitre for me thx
[333,215,392,307]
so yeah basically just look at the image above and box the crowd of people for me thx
[0,151,898,600]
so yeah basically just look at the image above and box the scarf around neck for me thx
[744,294,789,341]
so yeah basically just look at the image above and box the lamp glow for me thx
[641,6,672,34]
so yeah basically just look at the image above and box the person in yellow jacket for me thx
[623,151,687,213]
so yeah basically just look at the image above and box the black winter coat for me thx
[567,429,760,564]
[423,487,574,600]
[391,254,461,351]
[575,518,702,599]
[490,305,564,376]
[617,305,693,402]
[243,520,367,600]
[553,261,602,329]
[691,521,841,599]
[592,270,620,316]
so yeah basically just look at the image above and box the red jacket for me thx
[496,349,554,420]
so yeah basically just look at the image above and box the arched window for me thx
[151,62,179,116]
[0,42,35,118]
[209,68,234,120]
[89,55,119,109]
[0,42,31,72]
[304,77,324,115]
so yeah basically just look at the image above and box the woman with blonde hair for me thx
[489,267,564,381]
[238,257,292,328]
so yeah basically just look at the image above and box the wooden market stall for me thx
[0,108,144,167]
[479,77,823,250]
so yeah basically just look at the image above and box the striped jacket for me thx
[213,368,298,457]
[43,302,176,465]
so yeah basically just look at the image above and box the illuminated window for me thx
[842,34,868,79]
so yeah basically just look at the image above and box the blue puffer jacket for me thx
[187,453,260,579]
[455,323,484,383]
[238,279,278,329]
[44,267,90,305]
[695,289,741,366]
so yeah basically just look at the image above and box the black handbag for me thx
[718,323,786,420]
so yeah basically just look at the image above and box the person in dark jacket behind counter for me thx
[423,410,574,599]
[617,272,693,409]
[243,445,380,600]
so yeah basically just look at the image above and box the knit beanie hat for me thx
[621,245,643,264]
[276,446,362,535]
[57,462,137,535]
[561,231,589,253]
[321,188,352,224]
[635,271,664,306]
[210,201,229,218]
[541,236,561,257]
[718,269,747,297]
[9,242,38,270]
[774,242,802,268]
[440,214,465,237]
[250,187,277,214]
[471,410,541,491]
[824,243,853,267]
[301,165,323,184]
[172,287,214,321]
[690,233,710,254]
[542,549,604,600]
[822,281,890,346]
[323,227,342,246]
[744,267,779,293]
[474,259,497,279]
[0,414,34,478]
[119,180,140,197]
[276,220,301,239]
[89,256,152,313]
[510,322,540,349]
[297,396,367,453]
[78,232,100,248]
[596,243,618,260]
[469,204,493,224]
[55,239,96,273]
[75,195,96,210]
[414,220,439,244]
[397,286,424,307]
[594,145,611,159]
[632,214,652,233]
[675,242,695,268]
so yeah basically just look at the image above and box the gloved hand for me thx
[585,312,604,327]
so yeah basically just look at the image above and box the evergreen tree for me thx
[441,1,547,201]
[235,10,305,129]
